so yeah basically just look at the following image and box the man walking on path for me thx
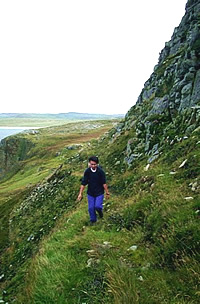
[77,156,110,224]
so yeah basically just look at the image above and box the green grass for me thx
[8,137,199,303]
[0,116,199,303]
[18,161,199,303]
[0,120,117,294]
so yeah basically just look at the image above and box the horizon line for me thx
[0,111,125,116]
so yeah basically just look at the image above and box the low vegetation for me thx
[0,117,199,303]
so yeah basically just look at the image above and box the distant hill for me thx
[0,112,124,127]
[0,112,124,120]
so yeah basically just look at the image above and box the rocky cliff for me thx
[117,0,200,166]
[136,0,200,112]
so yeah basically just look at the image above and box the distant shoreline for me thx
[0,127,43,142]
[0,126,43,130]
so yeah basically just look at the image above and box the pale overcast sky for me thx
[0,0,186,115]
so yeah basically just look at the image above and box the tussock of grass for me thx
[106,260,139,304]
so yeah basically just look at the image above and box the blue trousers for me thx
[87,194,104,222]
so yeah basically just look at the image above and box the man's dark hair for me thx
[89,156,99,164]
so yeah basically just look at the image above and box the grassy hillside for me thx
[22,126,200,304]
[0,117,199,303]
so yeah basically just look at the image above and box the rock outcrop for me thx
[136,0,200,112]
[0,136,34,177]
[119,0,200,166]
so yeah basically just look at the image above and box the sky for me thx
[0,0,187,115]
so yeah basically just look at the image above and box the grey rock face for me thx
[121,0,200,167]
[179,83,194,110]
[192,70,200,104]
[150,96,169,115]
[136,0,200,115]
[148,154,159,164]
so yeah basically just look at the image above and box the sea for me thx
[0,127,40,142]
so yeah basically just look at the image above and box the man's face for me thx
[89,161,98,170]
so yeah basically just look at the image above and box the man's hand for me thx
[77,185,85,202]
[77,193,83,201]
[103,184,110,200]
[106,192,110,200]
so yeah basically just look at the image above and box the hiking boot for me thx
[89,221,96,226]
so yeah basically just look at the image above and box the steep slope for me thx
[0,0,200,303]
[0,120,117,301]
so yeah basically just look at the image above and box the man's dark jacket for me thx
[81,166,106,197]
